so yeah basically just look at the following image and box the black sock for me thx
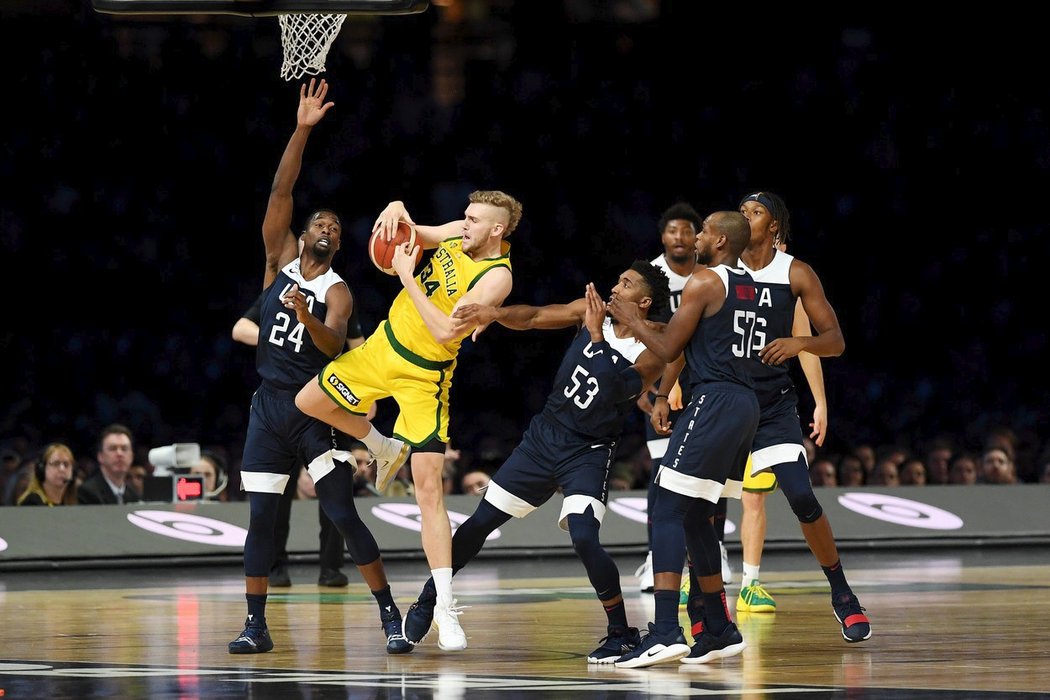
[821,560,851,598]
[372,584,400,621]
[246,594,266,625]
[603,600,629,631]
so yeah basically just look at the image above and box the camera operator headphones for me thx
[199,450,229,499]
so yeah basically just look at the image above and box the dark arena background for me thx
[2,3,1050,699]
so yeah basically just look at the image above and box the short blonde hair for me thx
[470,190,523,238]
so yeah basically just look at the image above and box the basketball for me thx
[369,221,422,276]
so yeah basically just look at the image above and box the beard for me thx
[309,239,334,260]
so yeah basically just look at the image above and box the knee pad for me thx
[567,510,601,555]
[785,490,823,523]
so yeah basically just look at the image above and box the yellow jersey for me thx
[386,236,511,364]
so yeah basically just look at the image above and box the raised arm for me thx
[261,78,334,289]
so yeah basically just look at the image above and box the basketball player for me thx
[608,211,759,668]
[731,190,869,643]
[633,202,734,592]
[730,231,828,615]
[399,264,670,662]
[296,190,522,651]
[232,287,372,586]
[229,79,409,656]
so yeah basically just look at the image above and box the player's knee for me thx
[786,491,823,523]
[567,511,601,553]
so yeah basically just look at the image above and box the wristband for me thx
[654,394,669,400]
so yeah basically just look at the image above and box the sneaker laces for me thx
[440,599,470,617]
[745,581,772,599]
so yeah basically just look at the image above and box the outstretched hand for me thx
[298,78,335,127]
[452,303,496,342]
[583,283,606,342]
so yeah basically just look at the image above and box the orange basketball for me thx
[368,221,422,276]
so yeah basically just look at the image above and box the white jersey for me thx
[646,254,694,458]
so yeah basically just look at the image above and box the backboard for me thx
[91,0,429,17]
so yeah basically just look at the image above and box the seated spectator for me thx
[979,447,1017,484]
[79,423,143,505]
[899,458,927,486]
[17,443,78,506]
[983,425,1018,462]
[460,469,490,496]
[948,453,979,485]
[923,436,954,485]
[869,459,900,487]
[852,443,876,480]
[809,458,837,486]
[127,463,149,498]
[191,450,229,501]
[898,458,927,485]
[837,454,866,486]
[1,445,22,498]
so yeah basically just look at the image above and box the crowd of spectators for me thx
[2,4,1047,504]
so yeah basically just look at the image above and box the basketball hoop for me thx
[278,12,347,81]
[91,0,431,80]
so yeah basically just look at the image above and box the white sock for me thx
[359,425,389,456]
[742,562,761,588]
[432,567,454,602]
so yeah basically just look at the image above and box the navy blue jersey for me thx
[256,258,348,393]
[541,317,646,442]
[245,281,363,343]
[740,249,796,394]
[684,265,759,390]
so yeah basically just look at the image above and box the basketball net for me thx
[278,13,347,81]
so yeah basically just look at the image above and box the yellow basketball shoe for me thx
[737,580,777,613]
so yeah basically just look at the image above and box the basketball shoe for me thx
[680,622,746,664]
[382,614,413,654]
[587,625,641,664]
[228,616,273,654]
[613,623,689,668]
[374,438,411,492]
[405,595,436,645]
[833,592,871,642]
[737,580,776,613]
[433,597,468,651]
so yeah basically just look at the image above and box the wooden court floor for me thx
[1,547,1048,699]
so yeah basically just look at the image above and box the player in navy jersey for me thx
[228,79,409,656]
[734,190,869,644]
[607,210,759,668]
[397,262,670,663]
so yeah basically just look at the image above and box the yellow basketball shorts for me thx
[318,322,453,447]
[743,454,778,493]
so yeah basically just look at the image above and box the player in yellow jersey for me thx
[296,190,522,651]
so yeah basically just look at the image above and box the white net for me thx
[277,13,348,81]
